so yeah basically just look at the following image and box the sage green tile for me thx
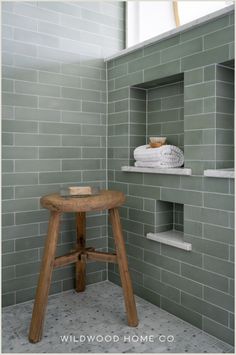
[162,269,202,298]
[129,184,160,199]
[2,249,39,267]
[2,213,14,227]
[204,97,216,113]
[229,313,234,330]
[15,133,60,146]
[2,120,37,133]
[184,99,203,115]
[2,78,14,92]
[185,145,215,160]
[62,159,100,171]
[161,121,183,135]
[2,266,15,281]
[161,297,202,328]
[204,64,216,81]
[2,173,38,186]
[115,71,143,89]
[162,244,202,267]
[184,220,202,237]
[144,175,180,188]
[2,105,14,119]
[2,133,13,146]
[185,82,215,100]
[15,81,60,97]
[216,129,234,146]
[204,26,234,50]
[185,235,229,260]
[2,223,38,241]
[144,275,180,303]
[2,160,14,173]
[129,208,154,225]
[185,206,229,227]
[2,187,14,200]
[120,218,143,235]
[203,177,229,193]
[144,60,180,82]
[204,224,233,244]
[15,236,46,252]
[39,122,81,135]
[39,97,81,112]
[216,80,234,99]
[130,233,160,257]
[39,71,81,88]
[181,292,228,326]
[149,108,179,123]
[82,125,105,136]
[3,198,38,213]
[15,159,60,172]
[15,184,59,199]
[181,263,228,292]
[108,63,128,79]
[143,199,155,212]
[216,146,234,162]
[2,293,15,307]
[15,107,60,122]
[2,65,37,82]
[62,135,100,147]
[128,51,161,73]
[203,317,234,345]
[162,37,202,63]
[2,240,14,254]
[15,210,49,225]
[204,255,234,278]
[181,45,229,71]
[144,250,180,273]
[217,97,234,114]
[39,171,82,184]
[143,35,180,56]
[39,147,81,159]
[82,170,105,181]
[180,15,229,42]
[2,93,37,108]
[161,188,202,206]
[185,68,204,85]
[204,192,233,211]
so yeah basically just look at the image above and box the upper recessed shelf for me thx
[204,169,234,179]
[122,166,192,176]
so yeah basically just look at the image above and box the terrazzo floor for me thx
[2,281,234,353]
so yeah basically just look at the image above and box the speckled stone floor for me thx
[2,281,234,353]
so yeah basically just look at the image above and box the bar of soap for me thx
[69,186,92,195]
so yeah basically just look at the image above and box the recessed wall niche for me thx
[129,73,184,165]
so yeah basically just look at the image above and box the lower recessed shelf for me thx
[147,230,192,251]
[122,166,192,176]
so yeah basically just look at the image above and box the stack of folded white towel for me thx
[134,144,184,168]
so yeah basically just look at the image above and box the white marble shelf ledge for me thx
[204,169,235,179]
[122,166,192,176]
[147,230,192,251]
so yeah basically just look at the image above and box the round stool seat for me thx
[40,189,125,213]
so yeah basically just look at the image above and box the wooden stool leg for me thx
[28,211,60,343]
[109,208,138,327]
[75,212,86,292]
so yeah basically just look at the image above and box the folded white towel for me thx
[134,144,184,168]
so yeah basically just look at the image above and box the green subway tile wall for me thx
[107,10,234,345]
[2,1,125,305]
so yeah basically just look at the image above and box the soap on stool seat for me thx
[28,189,138,343]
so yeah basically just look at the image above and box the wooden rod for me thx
[173,0,180,27]
[53,251,80,268]
[87,251,117,263]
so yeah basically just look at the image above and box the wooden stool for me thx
[28,190,138,343]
